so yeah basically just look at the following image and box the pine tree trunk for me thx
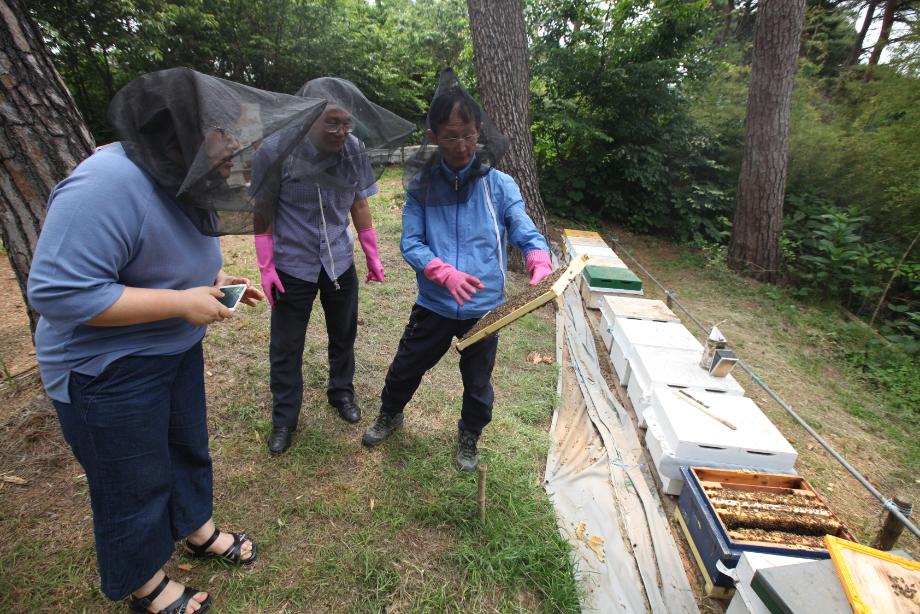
[728,0,806,283]
[847,0,879,67]
[467,0,547,273]
[867,0,896,66]
[0,0,94,336]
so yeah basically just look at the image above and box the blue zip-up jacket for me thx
[401,157,549,320]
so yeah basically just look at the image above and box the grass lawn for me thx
[0,174,580,613]
[1,172,917,613]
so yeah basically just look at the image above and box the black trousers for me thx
[380,304,500,435]
[270,265,358,428]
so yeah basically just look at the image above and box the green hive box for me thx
[583,266,642,292]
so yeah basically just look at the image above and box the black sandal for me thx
[128,575,211,614]
[185,528,257,566]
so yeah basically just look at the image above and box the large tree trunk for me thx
[867,0,897,66]
[0,0,94,335]
[847,0,879,66]
[728,0,806,283]
[467,0,547,272]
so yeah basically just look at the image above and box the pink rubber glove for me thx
[424,257,484,306]
[526,250,553,285]
[357,227,385,283]
[254,234,284,306]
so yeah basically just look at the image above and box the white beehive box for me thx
[626,345,745,422]
[567,242,620,262]
[598,296,680,350]
[587,254,628,269]
[643,416,685,495]
[600,312,615,351]
[598,295,680,324]
[644,412,796,497]
[579,275,643,309]
[646,384,797,480]
[562,233,627,268]
[564,234,609,251]
[610,317,703,386]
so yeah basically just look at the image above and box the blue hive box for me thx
[675,466,852,597]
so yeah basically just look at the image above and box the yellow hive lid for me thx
[825,535,920,614]
[562,228,604,240]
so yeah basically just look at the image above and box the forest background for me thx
[26,0,920,418]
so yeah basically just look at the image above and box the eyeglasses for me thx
[438,134,478,147]
[323,120,355,134]
[206,124,238,137]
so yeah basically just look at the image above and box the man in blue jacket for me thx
[362,72,552,471]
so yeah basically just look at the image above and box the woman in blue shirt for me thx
[27,68,324,614]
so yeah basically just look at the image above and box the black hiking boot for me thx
[361,412,404,447]
[455,429,480,472]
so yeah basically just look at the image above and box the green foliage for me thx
[777,66,920,348]
[783,197,877,301]
[529,0,735,243]
[880,305,920,355]
[681,10,920,351]
[30,0,474,139]
[781,190,920,355]
[835,329,920,461]
[799,1,858,79]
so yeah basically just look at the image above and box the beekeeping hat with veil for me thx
[107,67,328,235]
[289,77,416,192]
[403,67,509,207]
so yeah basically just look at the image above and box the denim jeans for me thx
[270,265,359,428]
[53,342,212,600]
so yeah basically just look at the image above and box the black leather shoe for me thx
[267,426,292,454]
[332,398,361,423]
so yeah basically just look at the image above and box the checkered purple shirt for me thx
[252,134,377,283]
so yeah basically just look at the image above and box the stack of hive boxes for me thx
[563,229,798,497]
[561,229,856,601]
[595,292,796,496]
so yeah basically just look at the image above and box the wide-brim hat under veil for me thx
[293,77,416,192]
[108,67,327,235]
[404,68,509,206]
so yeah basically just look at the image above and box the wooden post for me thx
[477,465,487,523]
[871,496,913,551]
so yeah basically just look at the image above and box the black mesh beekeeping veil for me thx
[403,68,509,206]
[108,67,327,235]
[288,77,416,192]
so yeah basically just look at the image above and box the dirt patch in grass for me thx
[0,254,92,560]
[0,259,35,380]
[0,378,82,521]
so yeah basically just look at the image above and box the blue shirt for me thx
[251,134,377,283]
[27,144,223,403]
[402,158,549,320]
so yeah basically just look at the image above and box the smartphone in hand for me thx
[217,284,248,311]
